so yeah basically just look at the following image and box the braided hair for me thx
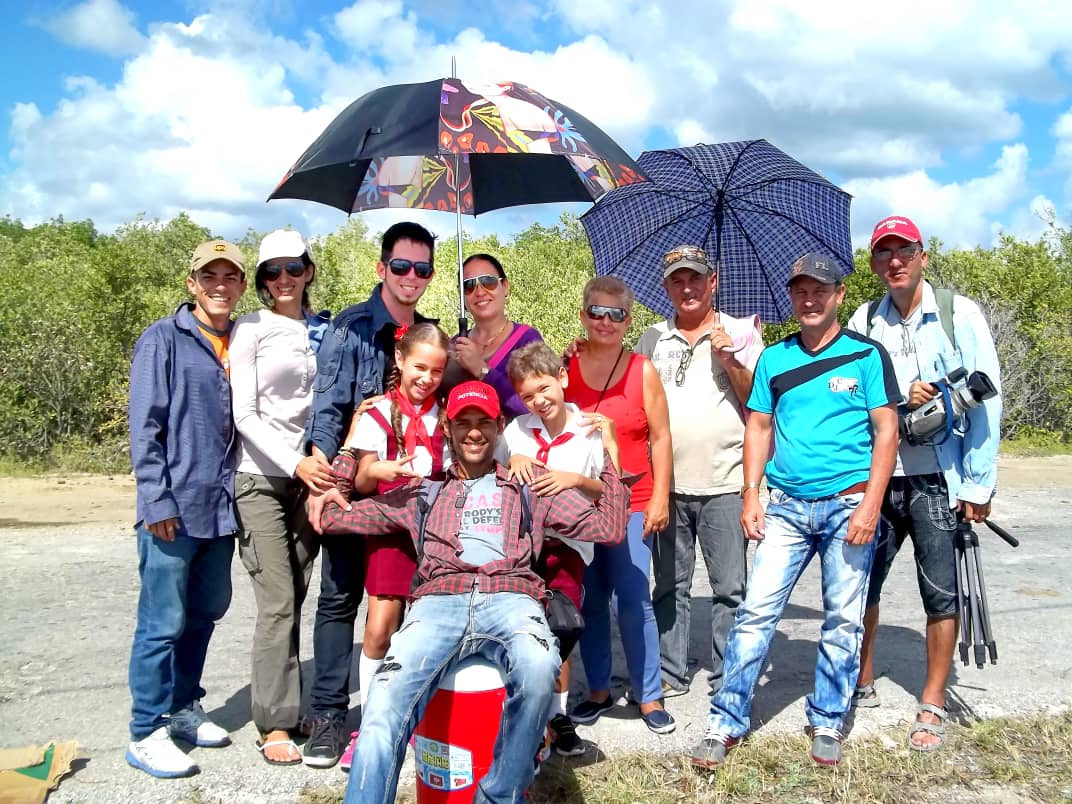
[384,322,451,454]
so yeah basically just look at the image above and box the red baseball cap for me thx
[870,216,923,250]
[446,380,501,420]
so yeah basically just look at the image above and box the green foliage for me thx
[0,211,1069,470]
[0,214,209,468]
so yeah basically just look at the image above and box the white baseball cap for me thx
[257,229,309,268]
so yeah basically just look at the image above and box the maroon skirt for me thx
[363,533,418,597]
[538,538,585,609]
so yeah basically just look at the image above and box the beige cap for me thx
[190,240,245,275]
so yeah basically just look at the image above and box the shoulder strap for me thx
[934,288,957,350]
[415,479,444,557]
[866,299,880,337]
[519,483,532,540]
[488,324,531,368]
[365,406,398,459]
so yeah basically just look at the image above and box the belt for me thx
[837,481,869,497]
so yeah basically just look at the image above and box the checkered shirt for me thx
[323,452,629,600]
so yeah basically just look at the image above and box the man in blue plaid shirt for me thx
[321,380,630,804]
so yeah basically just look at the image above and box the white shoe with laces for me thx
[126,726,198,778]
[168,701,231,747]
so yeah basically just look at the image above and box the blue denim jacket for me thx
[305,284,434,460]
[847,281,1002,506]
[129,303,238,538]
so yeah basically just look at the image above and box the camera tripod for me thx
[955,518,1019,668]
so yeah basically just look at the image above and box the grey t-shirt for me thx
[456,473,506,567]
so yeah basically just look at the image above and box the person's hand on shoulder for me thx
[342,394,386,447]
[508,454,543,484]
[561,336,587,363]
[530,469,582,497]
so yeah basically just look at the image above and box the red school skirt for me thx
[363,533,418,597]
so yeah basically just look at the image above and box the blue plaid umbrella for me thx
[580,139,853,322]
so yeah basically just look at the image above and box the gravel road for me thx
[1,458,1069,802]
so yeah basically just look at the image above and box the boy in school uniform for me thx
[503,342,620,757]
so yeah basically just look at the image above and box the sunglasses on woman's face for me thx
[584,304,628,323]
[388,258,434,278]
[463,274,502,294]
[261,261,306,280]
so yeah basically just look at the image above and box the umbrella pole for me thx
[713,190,724,315]
[455,151,468,337]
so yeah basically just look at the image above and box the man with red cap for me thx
[318,380,631,803]
[847,216,1002,752]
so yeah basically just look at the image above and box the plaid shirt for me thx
[323,452,630,600]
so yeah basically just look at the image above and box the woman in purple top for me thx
[451,253,543,419]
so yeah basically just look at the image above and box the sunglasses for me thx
[675,347,695,387]
[388,258,434,278]
[463,274,503,294]
[585,304,628,323]
[261,261,306,280]
[871,244,920,262]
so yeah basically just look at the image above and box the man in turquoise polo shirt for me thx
[690,253,900,769]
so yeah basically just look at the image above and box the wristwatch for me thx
[479,365,490,379]
[740,481,761,497]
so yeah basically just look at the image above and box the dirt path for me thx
[1,455,1069,803]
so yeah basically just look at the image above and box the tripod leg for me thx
[962,534,986,668]
[954,527,970,666]
[971,533,998,664]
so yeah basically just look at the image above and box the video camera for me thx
[900,368,998,446]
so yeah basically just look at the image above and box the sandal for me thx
[907,702,947,752]
[255,737,303,766]
[851,683,880,708]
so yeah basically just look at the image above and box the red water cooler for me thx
[412,657,507,803]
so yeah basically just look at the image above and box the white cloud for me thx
[4,0,1071,250]
[334,0,423,54]
[844,144,1030,248]
[1054,107,1072,208]
[1,12,343,236]
[46,0,145,55]
[997,194,1059,244]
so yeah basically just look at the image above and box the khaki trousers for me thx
[236,471,319,733]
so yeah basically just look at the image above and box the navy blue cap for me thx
[786,252,842,286]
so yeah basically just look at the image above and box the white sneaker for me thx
[126,727,198,778]
[168,701,231,747]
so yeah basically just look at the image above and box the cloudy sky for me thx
[3,0,1071,248]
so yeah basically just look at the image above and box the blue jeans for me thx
[344,590,560,804]
[652,493,746,693]
[128,528,234,739]
[579,511,662,704]
[707,490,876,736]
[309,532,364,718]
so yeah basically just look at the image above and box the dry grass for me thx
[299,711,1072,803]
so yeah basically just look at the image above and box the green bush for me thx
[0,211,1069,470]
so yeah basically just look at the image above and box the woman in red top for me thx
[565,276,675,734]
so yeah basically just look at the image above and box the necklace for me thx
[454,477,482,509]
[593,347,625,411]
[473,319,511,353]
